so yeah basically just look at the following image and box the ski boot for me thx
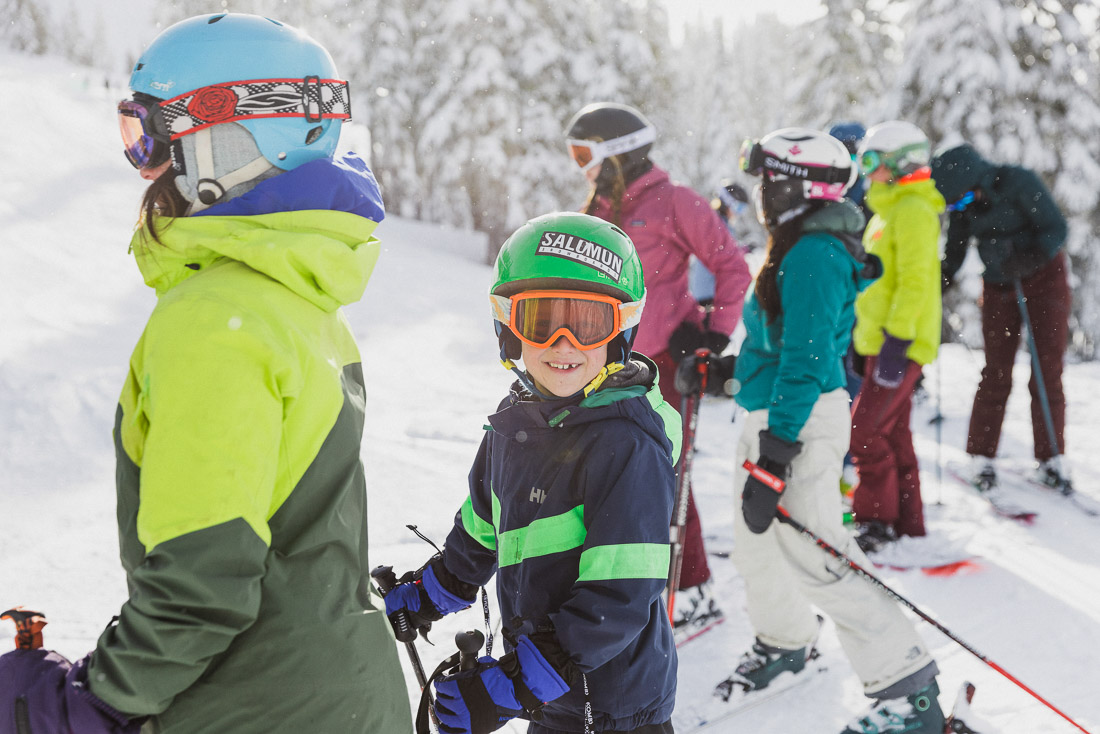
[840,681,945,733]
[714,616,823,702]
[971,458,997,493]
[1035,458,1074,495]
[672,580,724,645]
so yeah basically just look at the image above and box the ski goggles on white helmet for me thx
[490,290,644,351]
[567,126,657,172]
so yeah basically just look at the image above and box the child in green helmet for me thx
[384,212,682,733]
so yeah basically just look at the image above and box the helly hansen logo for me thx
[529,487,547,504]
[536,231,624,281]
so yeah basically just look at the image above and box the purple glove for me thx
[873,331,913,389]
[0,649,140,734]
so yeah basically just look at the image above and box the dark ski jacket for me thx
[933,144,1067,285]
[441,356,681,732]
[89,154,413,733]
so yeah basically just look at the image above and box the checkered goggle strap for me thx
[159,77,351,140]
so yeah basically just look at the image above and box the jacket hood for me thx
[130,155,383,310]
[490,354,681,464]
[801,198,867,236]
[866,177,946,215]
[931,143,993,205]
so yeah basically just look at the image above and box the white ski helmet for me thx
[857,121,931,181]
[739,127,856,226]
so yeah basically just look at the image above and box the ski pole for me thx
[775,506,1094,734]
[666,348,710,623]
[1014,279,1067,489]
[1,607,47,650]
[370,566,430,690]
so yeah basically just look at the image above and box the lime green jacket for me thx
[853,178,945,365]
[88,210,413,733]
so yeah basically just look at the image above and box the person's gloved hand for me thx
[668,322,730,363]
[742,431,803,534]
[384,562,474,642]
[433,636,570,734]
[0,650,141,734]
[674,351,736,397]
[998,241,1045,282]
[873,330,912,389]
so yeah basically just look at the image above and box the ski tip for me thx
[920,560,982,577]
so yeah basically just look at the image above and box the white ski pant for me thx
[731,388,935,696]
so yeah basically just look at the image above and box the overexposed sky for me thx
[664,0,826,42]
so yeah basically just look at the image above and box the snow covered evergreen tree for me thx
[894,0,1100,358]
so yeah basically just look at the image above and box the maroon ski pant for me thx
[651,350,711,590]
[849,357,927,538]
[968,252,1070,462]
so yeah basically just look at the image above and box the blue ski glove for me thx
[0,650,141,734]
[873,330,912,389]
[742,430,803,534]
[433,636,570,734]
[384,563,474,641]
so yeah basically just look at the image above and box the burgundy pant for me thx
[651,350,711,589]
[968,252,1070,461]
[849,356,926,537]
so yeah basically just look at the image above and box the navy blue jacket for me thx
[441,357,681,732]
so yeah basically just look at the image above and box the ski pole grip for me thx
[1,608,47,650]
[371,565,416,643]
[693,347,711,392]
[742,459,786,493]
[455,629,485,671]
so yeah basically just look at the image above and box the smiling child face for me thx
[522,337,608,398]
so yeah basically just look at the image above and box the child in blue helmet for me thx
[0,14,412,734]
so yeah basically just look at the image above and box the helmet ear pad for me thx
[762,178,804,222]
[495,321,523,361]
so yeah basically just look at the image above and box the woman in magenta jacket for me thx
[565,102,752,640]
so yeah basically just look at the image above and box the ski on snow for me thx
[945,462,1038,524]
[676,651,828,732]
[996,464,1099,518]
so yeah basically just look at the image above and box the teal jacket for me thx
[733,201,874,443]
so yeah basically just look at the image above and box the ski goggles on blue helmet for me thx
[118,94,174,169]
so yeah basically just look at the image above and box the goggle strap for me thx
[159,78,351,141]
[599,126,656,158]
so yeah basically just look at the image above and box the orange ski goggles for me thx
[490,290,644,351]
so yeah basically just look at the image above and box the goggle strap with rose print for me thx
[159,76,351,141]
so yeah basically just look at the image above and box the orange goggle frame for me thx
[490,290,644,351]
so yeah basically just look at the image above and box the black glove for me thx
[668,321,730,363]
[999,241,1045,281]
[674,351,736,397]
[742,431,803,534]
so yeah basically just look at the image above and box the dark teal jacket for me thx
[732,201,875,442]
[933,144,1066,285]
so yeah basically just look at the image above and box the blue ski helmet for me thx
[129,13,349,171]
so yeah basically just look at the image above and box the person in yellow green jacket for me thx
[848,121,945,554]
[0,14,414,734]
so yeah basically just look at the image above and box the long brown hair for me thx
[754,216,805,323]
[139,167,188,244]
[582,151,627,227]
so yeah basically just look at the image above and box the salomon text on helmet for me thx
[857,121,931,182]
[739,127,856,226]
[490,212,645,367]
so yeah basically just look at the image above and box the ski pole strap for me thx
[415,651,461,734]
[742,459,785,493]
[582,672,595,734]
[1,608,46,650]
[480,586,495,657]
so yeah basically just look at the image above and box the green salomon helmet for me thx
[491,212,644,300]
[490,212,645,363]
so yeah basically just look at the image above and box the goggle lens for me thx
[567,141,598,171]
[513,293,618,350]
[118,100,155,169]
[859,150,882,176]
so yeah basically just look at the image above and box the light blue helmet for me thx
[129,13,349,171]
